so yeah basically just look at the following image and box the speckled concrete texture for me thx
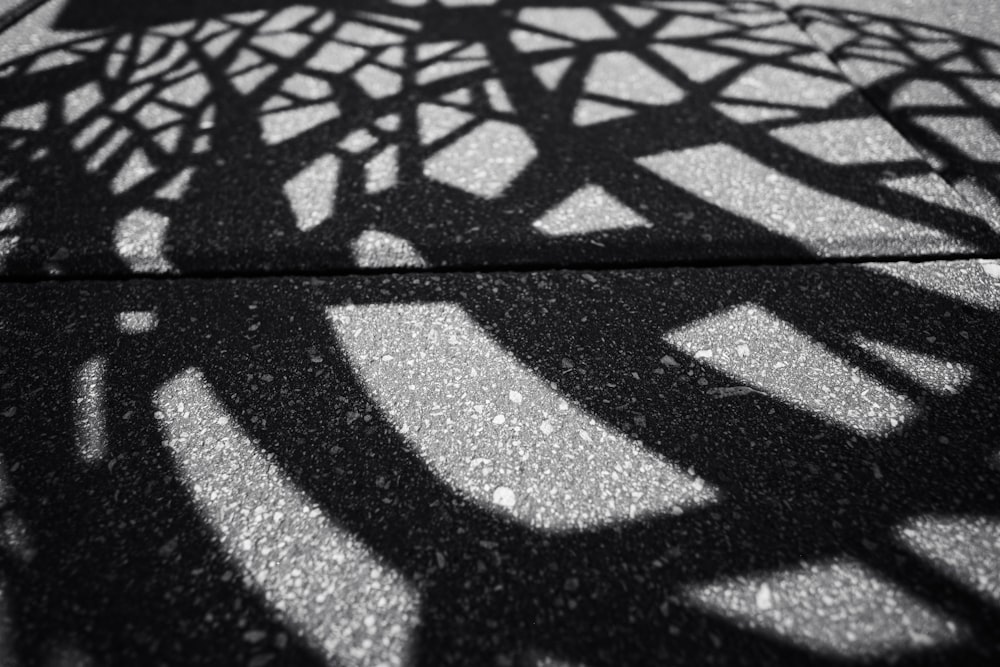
[2,260,1000,665]
[1,0,998,276]
[779,0,1000,220]
[3,2,1000,666]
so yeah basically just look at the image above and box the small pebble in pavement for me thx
[492,486,516,509]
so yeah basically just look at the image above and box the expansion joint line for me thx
[769,0,997,219]
[2,251,999,285]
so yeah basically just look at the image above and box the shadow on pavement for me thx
[786,2,1000,212]
[1,0,998,275]
[1,1,1000,666]
[4,262,1000,665]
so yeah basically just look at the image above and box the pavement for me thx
[1,1,999,666]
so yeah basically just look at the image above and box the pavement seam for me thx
[771,0,999,223]
[2,251,998,285]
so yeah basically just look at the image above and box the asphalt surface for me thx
[779,0,1000,220]
[2,0,999,275]
[2,1,1000,666]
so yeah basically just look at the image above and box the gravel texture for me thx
[1,1,997,277]
[2,260,999,665]
[778,0,1000,220]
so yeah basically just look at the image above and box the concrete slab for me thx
[2,1,998,277]
[780,0,1000,219]
[2,260,999,664]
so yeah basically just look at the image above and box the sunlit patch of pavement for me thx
[2,257,998,663]
[329,300,719,531]
[156,367,420,667]
[1,0,999,663]
[1,0,997,276]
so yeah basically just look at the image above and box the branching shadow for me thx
[4,259,1000,666]
[2,1,1000,666]
[1,0,998,276]
[787,3,1000,208]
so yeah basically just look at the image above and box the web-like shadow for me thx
[4,251,1000,666]
[786,3,1000,210]
[1,0,998,276]
[2,1,1000,666]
